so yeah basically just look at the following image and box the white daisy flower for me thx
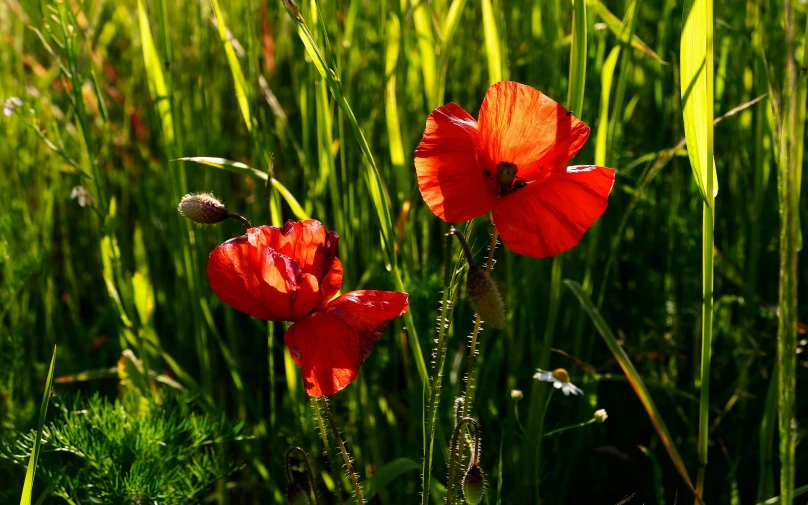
[533,368,583,396]
[3,97,22,117]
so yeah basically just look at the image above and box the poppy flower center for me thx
[483,161,528,196]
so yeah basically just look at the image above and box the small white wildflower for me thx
[533,368,583,396]
[3,97,23,117]
[71,186,89,207]
[510,389,523,400]
[594,409,608,423]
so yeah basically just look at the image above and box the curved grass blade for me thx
[588,0,666,64]
[564,280,700,502]
[173,157,309,220]
[19,346,57,505]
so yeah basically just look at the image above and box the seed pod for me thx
[286,483,311,505]
[178,193,230,225]
[466,266,505,328]
[462,464,486,505]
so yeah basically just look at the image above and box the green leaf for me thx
[19,346,56,505]
[681,0,717,204]
[174,157,310,220]
[137,0,174,146]
[209,0,252,131]
[564,280,699,500]
[587,0,666,64]
[756,484,808,505]
[360,458,420,501]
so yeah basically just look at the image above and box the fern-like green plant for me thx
[1,391,243,503]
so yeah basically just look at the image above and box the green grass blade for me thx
[19,346,57,505]
[385,15,405,176]
[681,0,717,204]
[209,0,252,131]
[595,46,621,166]
[137,0,175,146]
[411,0,438,108]
[174,157,310,220]
[481,0,503,84]
[564,280,699,500]
[756,485,808,505]
[587,0,666,64]
[360,457,420,501]
[567,0,587,116]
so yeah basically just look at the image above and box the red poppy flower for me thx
[206,219,408,396]
[284,290,408,396]
[207,220,343,321]
[415,81,616,258]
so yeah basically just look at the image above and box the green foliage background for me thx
[0,0,805,503]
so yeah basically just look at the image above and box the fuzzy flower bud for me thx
[178,193,230,225]
[594,409,608,423]
[510,389,524,400]
[462,464,487,505]
[466,266,505,328]
[286,483,310,505]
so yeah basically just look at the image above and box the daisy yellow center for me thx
[551,368,570,383]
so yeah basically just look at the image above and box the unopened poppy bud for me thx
[466,266,505,328]
[462,464,487,505]
[286,483,310,505]
[178,193,229,224]
[594,409,608,423]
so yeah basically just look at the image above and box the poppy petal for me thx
[493,165,616,258]
[415,103,497,222]
[477,82,591,180]
[248,221,340,288]
[316,256,343,309]
[207,234,320,321]
[284,290,409,396]
[207,235,275,320]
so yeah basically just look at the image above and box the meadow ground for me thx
[0,0,805,503]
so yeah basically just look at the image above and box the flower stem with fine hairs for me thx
[285,446,320,505]
[453,227,498,500]
[319,397,364,505]
[447,417,480,505]
[422,227,461,505]
[461,227,499,418]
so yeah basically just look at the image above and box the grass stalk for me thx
[320,397,364,505]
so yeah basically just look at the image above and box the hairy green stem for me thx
[320,397,364,505]
[285,446,320,505]
[447,417,480,505]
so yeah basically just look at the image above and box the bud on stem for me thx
[177,193,252,228]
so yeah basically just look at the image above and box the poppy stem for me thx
[448,227,478,268]
[320,397,364,505]
[447,417,480,505]
[227,213,253,229]
[285,446,321,505]
[454,227,498,501]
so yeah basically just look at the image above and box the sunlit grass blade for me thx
[681,0,715,499]
[173,157,310,220]
[137,0,174,146]
[564,280,699,501]
[209,0,252,131]
[410,0,438,108]
[567,0,587,116]
[587,0,666,64]
[681,0,717,203]
[19,346,56,505]
[384,15,406,180]
[481,0,503,84]
[595,46,620,166]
